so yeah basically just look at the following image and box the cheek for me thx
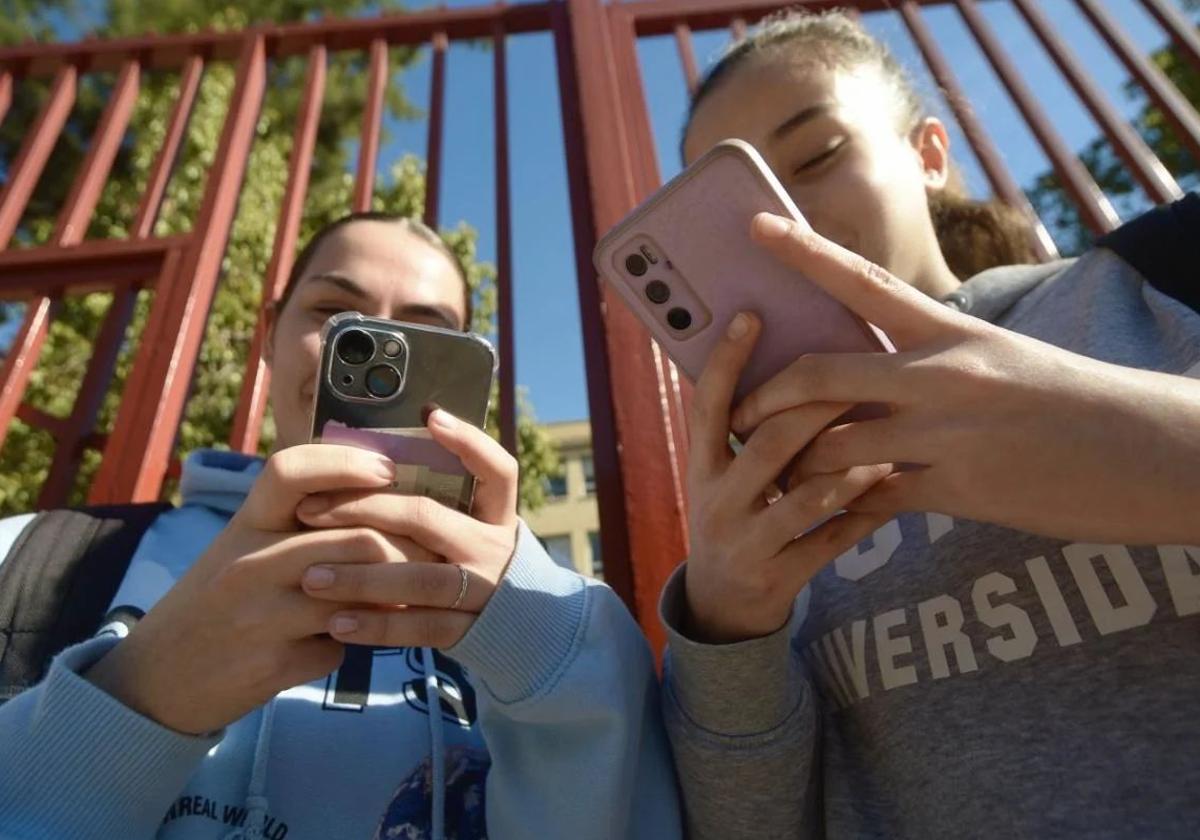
[269,315,323,390]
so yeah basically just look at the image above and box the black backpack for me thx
[0,503,170,702]
[0,194,1195,703]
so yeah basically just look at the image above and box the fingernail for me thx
[297,495,331,516]
[332,615,358,635]
[373,456,396,481]
[428,408,456,430]
[304,566,335,589]
[755,213,791,239]
[727,313,751,340]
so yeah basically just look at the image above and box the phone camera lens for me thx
[336,329,375,365]
[667,308,693,331]
[644,280,671,305]
[625,254,648,277]
[365,364,402,398]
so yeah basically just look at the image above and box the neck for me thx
[909,248,962,301]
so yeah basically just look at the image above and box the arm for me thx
[660,567,819,840]
[0,637,218,840]
[447,524,682,840]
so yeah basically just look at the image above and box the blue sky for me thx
[7,0,1194,424]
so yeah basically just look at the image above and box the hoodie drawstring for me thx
[223,697,277,840]
[423,646,446,840]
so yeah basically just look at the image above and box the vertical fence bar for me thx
[0,65,77,450]
[133,55,204,240]
[1073,0,1200,166]
[1136,0,1200,77]
[52,60,141,245]
[674,23,700,93]
[731,16,747,40]
[91,34,267,503]
[34,59,142,505]
[954,0,1119,236]
[0,72,12,129]
[898,2,1058,261]
[230,44,327,454]
[493,22,518,455]
[424,31,448,229]
[0,65,77,245]
[353,38,389,213]
[1011,0,1180,204]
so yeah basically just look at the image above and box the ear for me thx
[910,117,951,191]
[263,300,279,367]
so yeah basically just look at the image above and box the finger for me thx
[244,444,397,531]
[425,409,517,525]
[281,636,345,687]
[295,492,481,563]
[273,590,347,639]
[793,418,928,478]
[751,212,960,347]
[731,353,904,435]
[754,464,892,558]
[689,313,762,480]
[845,467,939,517]
[720,402,851,510]
[775,510,897,594]
[302,562,490,614]
[260,527,439,584]
[328,607,475,650]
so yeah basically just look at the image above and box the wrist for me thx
[85,636,198,736]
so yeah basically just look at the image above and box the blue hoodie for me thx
[0,450,681,840]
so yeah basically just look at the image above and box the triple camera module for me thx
[334,328,406,399]
[625,248,692,332]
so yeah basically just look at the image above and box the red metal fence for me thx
[0,0,1196,647]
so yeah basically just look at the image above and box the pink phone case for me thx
[593,139,893,405]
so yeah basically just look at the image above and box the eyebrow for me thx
[770,104,834,141]
[307,273,371,300]
[305,273,462,331]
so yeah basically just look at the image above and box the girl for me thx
[661,10,1200,838]
[0,212,682,839]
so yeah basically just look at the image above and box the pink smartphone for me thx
[593,139,893,406]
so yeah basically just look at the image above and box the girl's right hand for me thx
[86,444,419,735]
[683,313,892,644]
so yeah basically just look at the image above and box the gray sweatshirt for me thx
[661,243,1200,839]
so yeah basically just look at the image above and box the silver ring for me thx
[449,564,470,610]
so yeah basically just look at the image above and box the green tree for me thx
[1027,2,1200,255]
[0,1,560,513]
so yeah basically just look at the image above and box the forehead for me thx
[684,55,902,161]
[300,220,460,293]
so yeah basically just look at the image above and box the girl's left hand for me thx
[735,213,1200,546]
[296,408,520,648]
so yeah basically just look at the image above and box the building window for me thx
[588,530,602,579]
[582,456,596,496]
[542,534,574,570]
[543,471,567,500]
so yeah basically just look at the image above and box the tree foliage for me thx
[0,1,559,514]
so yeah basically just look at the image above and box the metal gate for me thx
[0,0,1196,647]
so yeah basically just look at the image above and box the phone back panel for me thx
[310,313,497,512]
[593,140,891,404]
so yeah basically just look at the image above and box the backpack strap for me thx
[0,503,170,701]
[1098,192,1200,314]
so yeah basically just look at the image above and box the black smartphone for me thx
[309,312,497,513]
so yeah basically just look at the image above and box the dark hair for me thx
[683,9,1038,279]
[274,211,474,329]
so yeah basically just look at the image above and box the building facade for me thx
[521,420,602,579]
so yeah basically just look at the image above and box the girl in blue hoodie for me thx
[0,212,681,840]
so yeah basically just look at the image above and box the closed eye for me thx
[792,139,846,175]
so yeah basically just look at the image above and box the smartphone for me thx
[593,139,893,406]
[309,312,497,513]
